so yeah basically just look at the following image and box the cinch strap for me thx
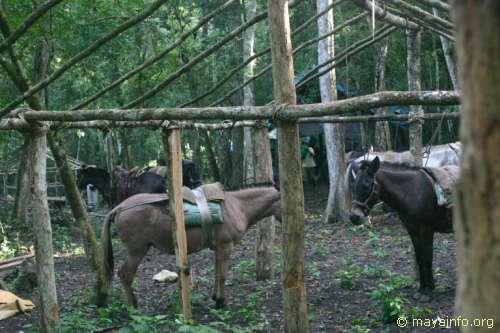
[192,188,213,248]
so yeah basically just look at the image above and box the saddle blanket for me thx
[424,165,460,207]
[119,182,225,227]
[184,201,223,227]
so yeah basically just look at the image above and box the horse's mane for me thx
[224,181,276,191]
[359,160,422,171]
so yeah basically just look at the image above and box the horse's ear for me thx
[368,156,380,175]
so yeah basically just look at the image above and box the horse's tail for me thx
[101,208,117,298]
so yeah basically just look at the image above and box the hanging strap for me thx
[192,188,214,248]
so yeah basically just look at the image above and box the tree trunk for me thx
[29,126,60,333]
[317,0,348,223]
[268,1,309,332]
[230,127,244,187]
[432,8,458,90]
[192,129,202,172]
[242,0,275,281]
[48,133,109,306]
[374,36,392,151]
[243,0,256,185]
[202,131,220,181]
[216,130,232,186]
[406,29,424,166]
[11,134,31,225]
[452,2,500,332]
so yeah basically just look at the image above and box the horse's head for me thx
[76,166,91,189]
[350,157,380,225]
[183,160,202,188]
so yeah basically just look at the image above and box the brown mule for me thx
[100,185,281,308]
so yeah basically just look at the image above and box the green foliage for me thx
[370,273,412,324]
[333,258,362,290]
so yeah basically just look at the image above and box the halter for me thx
[352,178,380,214]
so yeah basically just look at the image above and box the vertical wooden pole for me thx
[268,1,309,332]
[30,126,60,333]
[162,128,192,320]
[406,29,424,166]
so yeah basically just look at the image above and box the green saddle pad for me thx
[183,201,223,227]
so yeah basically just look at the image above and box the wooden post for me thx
[162,128,192,320]
[406,28,424,166]
[268,1,309,332]
[29,125,60,333]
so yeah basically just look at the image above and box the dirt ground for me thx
[0,185,457,332]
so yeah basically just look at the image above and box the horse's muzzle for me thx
[349,206,366,225]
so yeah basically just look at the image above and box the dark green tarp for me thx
[183,201,223,227]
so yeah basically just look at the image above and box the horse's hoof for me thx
[215,298,226,309]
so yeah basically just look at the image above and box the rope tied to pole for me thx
[271,103,290,121]
[408,109,425,124]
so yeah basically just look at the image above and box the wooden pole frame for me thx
[268,0,309,332]
[162,128,192,320]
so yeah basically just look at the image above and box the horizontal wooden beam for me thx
[5,91,458,123]
[300,111,459,123]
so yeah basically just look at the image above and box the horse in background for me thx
[112,167,166,205]
[113,159,202,205]
[77,165,113,207]
[349,142,461,167]
[148,159,202,189]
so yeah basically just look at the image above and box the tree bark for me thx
[268,1,309,332]
[192,129,202,172]
[452,2,500,332]
[241,0,275,281]
[29,125,60,333]
[317,0,348,223]
[48,133,109,306]
[374,36,392,150]
[11,134,31,225]
[202,131,220,181]
[406,29,424,166]
[432,7,458,90]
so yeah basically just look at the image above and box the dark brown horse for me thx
[100,184,281,308]
[112,167,166,204]
[349,157,454,300]
[77,165,113,207]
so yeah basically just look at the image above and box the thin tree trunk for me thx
[29,126,60,333]
[318,0,348,223]
[406,29,424,166]
[432,8,458,90]
[48,133,109,305]
[192,129,202,171]
[11,27,49,225]
[243,0,256,185]
[374,36,392,150]
[268,1,309,332]
[202,131,221,181]
[452,3,500,332]
[242,0,275,280]
[11,134,31,225]
[230,127,244,187]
